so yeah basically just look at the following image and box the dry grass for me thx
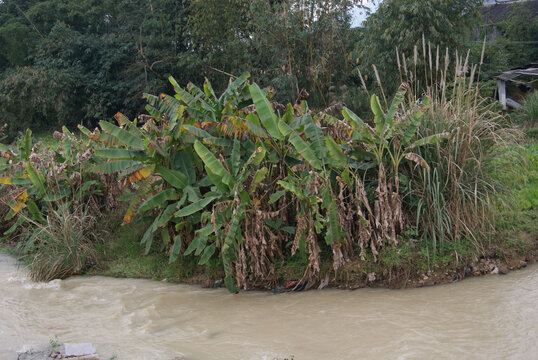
[26,202,99,282]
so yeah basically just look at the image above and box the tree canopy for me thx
[0,0,532,138]
[354,0,482,93]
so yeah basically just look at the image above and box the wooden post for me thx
[498,79,507,110]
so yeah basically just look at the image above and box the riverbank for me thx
[2,151,536,293]
[4,225,535,292]
[89,221,537,292]
[83,140,538,291]
[81,184,537,292]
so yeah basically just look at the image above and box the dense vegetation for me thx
[0,0,365,138]
[0,0,536,291]
[1,0,533,139]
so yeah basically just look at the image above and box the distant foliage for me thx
[0,0,365,138]
[354,0,482,93]
[0,0,187,137]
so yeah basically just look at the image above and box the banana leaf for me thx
[175,195,219,217]
[155,165,188,190]
[278,120,322,170]
[169,235,182,264]
[194,141,235,188]
[99,121,145,150]
[249,83,283,140]
[90,160,141,174]
[138,188,177,212]
[325,135,347,168]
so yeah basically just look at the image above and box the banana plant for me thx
[338,84,448,246]
[84,108,201,261]
[86,76,287,291]
[249,88,353,278]
[0,128,105,237]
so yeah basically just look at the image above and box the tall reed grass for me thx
[391,39,519,253]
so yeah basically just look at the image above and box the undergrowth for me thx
[94,220,224,284]
[493,139,538,256]
[511,91,538,128]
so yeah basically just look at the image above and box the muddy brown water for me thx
[1,254,537,360]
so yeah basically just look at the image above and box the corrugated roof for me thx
[497,63,538,81]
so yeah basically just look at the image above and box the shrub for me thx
[0,127,117,280]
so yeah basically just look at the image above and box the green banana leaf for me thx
[249,83,284,140]
[95,149,147,160]
[99,121,145,150]
[155,165,188,189]
[175,195,219,217]
[278,120,322,170]
[194,141,235,188]
[325,136,347,168]
[138,188,177,213]
[90,160,141,174]
[370,94,386,136]
[169,235,182,264]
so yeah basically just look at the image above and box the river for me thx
[1,253,536,360]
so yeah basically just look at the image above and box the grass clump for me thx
[493,141,538,256]
[394,46,515,256]
[511,91,538,128]
[21,203,99,282]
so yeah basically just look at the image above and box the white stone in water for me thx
[64,343,96,357]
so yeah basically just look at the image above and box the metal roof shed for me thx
[496,63,538,109]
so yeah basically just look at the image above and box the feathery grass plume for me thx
[357,68,369,94]
[385,44,521,254]
[402,53,409,84]
[372,64,387,107]
[435,45,440,73]
[396,46,402,84]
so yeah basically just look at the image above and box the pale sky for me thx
[351,0,500,27]
[351,1,380,27]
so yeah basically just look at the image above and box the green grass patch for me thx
[493,139,538,256]
[94,222,224,283]
[525,127,538,140]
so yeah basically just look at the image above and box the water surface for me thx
[1,254,536,359]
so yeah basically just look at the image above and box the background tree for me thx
[0,0,188,137]
[354,0,482,95]
[248,0,361,106]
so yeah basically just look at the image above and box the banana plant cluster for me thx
[0,127,109,245]
[0,68,448,290]
[84,72,449,291]
[82,73,279,291]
